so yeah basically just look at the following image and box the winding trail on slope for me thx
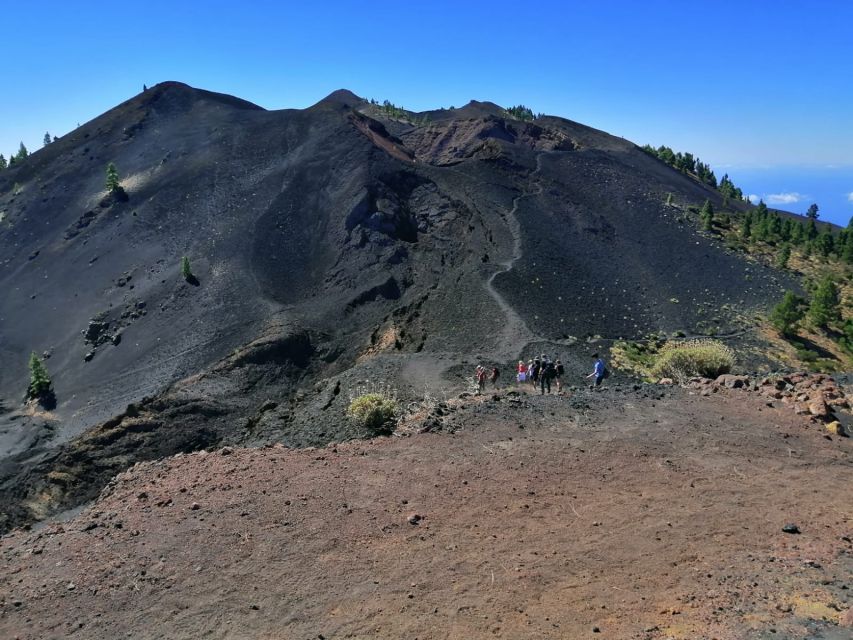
[484,152,545,360]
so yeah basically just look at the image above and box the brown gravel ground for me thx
[0,387,851,640]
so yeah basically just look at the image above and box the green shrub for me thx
[650,339,735,380]
[347,393,398,434]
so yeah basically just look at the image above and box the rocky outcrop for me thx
[685,372,851,434]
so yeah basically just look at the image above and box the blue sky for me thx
[2,0,852,222]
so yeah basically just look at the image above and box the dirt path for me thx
[1,386,850,639]
[484,153,544,361]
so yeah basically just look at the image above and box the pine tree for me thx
[15,142,28,162]
[806,217,818,241]
[790,222,804,245]
[700,199,714,231]
[769,214,782,241]
[843,230,853,264]
[741,212,753,240]
[105,163,121,192]
[754,216,771,243]
[0,154,6,170]
[808,275,840,328]
[776,243,791,269]
[806,203,819,219]
[815,228,834,257]
[27,352,53,401]
[770,291,805,336]
[43,132,51,146]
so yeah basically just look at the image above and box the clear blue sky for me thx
[3,0,852,221]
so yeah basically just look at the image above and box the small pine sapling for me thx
[27,352,54,405]
[105,163,121,192]
[181,256,193,280]
[700,199,714,231]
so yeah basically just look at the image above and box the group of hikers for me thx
[475,353,608,395]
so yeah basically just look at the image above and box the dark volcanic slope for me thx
[0,83,798,530]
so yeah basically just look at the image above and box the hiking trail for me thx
[484,152,545,360]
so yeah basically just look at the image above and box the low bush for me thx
[347,392,398,434]
[650,339,735,381]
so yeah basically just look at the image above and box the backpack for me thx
[544,361,556,379]
[601,361,610,379]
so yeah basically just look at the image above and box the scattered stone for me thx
[782,523,801,534]
[407,513,422,525]
[219,446,234,456]
[715,374,748,389]
[190,502,200,511]
[657,378,674,385]
[83,351,95,362]
[808,400,830,419]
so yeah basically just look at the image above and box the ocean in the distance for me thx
[721,165,853,227]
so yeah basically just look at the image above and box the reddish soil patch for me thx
[1,388,850,639]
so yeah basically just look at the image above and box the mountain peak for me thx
[311,89,365,110]
[139,81,264,111]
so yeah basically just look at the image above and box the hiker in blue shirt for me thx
[586,353,607,387]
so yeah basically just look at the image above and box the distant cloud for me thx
[765,192,804,205]
[848,192,853,204]
[747,194,760,204]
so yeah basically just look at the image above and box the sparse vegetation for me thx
[43,132,52,146]
[640,144,721,190]
[650,339,735,381]
[27,352,53,404]
[347,385,399,434]
[504,105,536,121]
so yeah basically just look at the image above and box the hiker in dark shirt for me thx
[540,354,555,395]
[490,366,500,387]
[531,358,541,388]
[554,359,565,393]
